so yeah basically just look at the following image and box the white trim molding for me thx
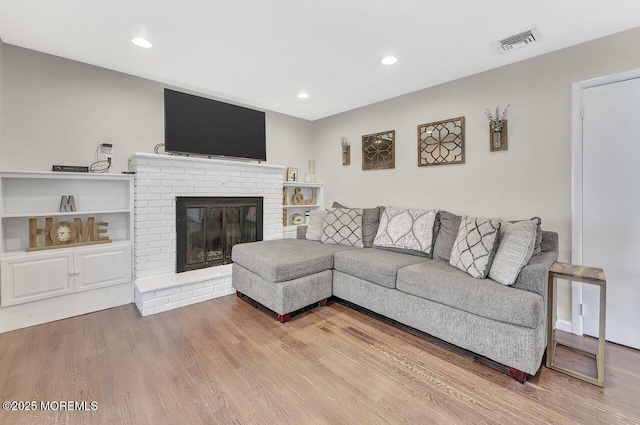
[555,319,573,334]
[571,68,640,335]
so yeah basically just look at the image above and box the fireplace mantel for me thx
[129,153,285,316]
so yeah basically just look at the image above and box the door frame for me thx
[571,68,640,335]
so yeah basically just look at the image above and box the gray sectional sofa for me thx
[231,211,558,382]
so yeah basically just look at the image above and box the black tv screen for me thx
[164,89,266,161]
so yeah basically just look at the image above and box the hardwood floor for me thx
[0,295,639,425]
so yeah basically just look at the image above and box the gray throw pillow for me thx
[433,211,462,261]
[373,207,438,255]
[450,216,501,279]
[511,216,543,256]
[306,209,328,241]
[361,207,382,248]
[332,201,381,248]
[321,208,364,247]
[489,219,537,285]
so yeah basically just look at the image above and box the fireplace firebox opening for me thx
[176,197,263,273]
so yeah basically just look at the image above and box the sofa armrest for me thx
[296,225,308,239]
[512,250,558,299]
[540,231,559,253]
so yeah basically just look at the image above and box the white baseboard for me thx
[0,283,133,334]
[555,319,573,333]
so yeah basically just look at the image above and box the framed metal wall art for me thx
[362,130,395,170]
[417,117,465,166]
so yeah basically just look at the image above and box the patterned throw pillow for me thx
[321,208,364,247]
[489,219,537,285]
[373,207,438,255]
[332,201,382,248]
[306,209,328,241]
[450,216,501,278]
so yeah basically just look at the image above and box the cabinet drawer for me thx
[1,254,73,307]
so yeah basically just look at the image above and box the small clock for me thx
[290,214,304,225]
[50,221,77,245]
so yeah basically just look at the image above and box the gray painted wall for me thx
[312,27,640,322]
[0,45,313,175]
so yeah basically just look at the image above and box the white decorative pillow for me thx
[373,207,438,255]
[306,209,328,241]
[489,219,537,285]
[321,208,364,247]
[450,216,501,278]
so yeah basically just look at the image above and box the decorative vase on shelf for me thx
[304,160,315,183]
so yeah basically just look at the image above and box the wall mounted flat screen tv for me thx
[164,89,266,161]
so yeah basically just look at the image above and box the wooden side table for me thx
[546,262,606,387]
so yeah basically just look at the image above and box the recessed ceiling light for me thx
[131,37,153,49]
[297,93,309,99]
[381,56,398,65]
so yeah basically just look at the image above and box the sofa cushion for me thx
[321,208,364,247]
[449,216,501,278]
[396,261,544,328]
[433,210,462,261]
[489,219,537,286]
[373,207,438,256]
[332,202,382,248]
[232,239,355,282]
[334,248,429,289]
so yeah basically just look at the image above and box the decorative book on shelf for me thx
[27,216,111,252]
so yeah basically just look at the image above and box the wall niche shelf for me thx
[285,204,322,209]
[1,208,131,219]
[282,182,323,238]
[0,170,134,333]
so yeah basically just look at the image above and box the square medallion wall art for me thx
[362,130,395,170]
[417,117,465,166]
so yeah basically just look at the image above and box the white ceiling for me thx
[1,1,640,121]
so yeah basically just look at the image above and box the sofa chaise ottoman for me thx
[231,238,356,322]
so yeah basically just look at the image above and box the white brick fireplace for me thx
[129,153,284,316]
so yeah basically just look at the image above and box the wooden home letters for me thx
[27,216,111,252]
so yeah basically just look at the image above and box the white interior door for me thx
[582,77,640,349]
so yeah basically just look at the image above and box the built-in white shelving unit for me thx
[0,171,134,333]
[282,182,323,238]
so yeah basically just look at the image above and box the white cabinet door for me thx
[74,245,132,292]
[1,252,73,307]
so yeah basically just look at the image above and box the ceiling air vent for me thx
[494,26,541,53]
